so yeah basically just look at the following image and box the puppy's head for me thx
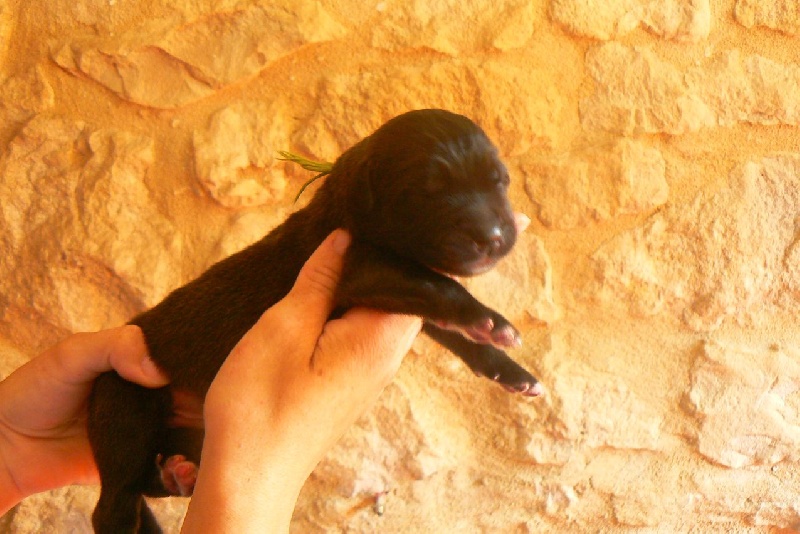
[343,109,517,277]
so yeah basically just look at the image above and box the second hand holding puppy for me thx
[182,230,421,532]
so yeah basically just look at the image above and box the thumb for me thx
[107,325,170,388]
[55,325,169,388]
[284,229,351,332]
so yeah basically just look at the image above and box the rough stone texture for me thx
[52,2,346,108]
[688,340,800,469]
[0,116,183,333]
[523,139,669,229]
[588,154,800,331]
[306,383,449,501]
[551,0,711,41]
[297,58,568,160]
[371,0,538,53]
[193,102,292,208]
[0,1,11,71]
[5,0,800,532]
[582,43,800,135]
[735,0,800,34]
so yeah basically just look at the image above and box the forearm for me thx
[0,431,24,515]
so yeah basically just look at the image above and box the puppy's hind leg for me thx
[138,501,163,534]
[423,323,542,396]
[89,372,169,534]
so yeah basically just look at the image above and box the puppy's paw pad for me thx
[429,316,518,348]
[158,454,199,497]
[463,317,495,343]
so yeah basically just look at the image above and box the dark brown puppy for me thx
[87,109,540,533]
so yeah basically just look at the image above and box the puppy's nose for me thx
[475,226,506,255]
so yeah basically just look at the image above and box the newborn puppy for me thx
[87,109,541,533]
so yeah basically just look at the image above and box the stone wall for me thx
[1,0,800,532]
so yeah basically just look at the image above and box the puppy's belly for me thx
[167,387,205,429]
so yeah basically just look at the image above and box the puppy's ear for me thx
[354,159,374,213]
[332,138,375,215]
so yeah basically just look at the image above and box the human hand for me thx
[181,230,422,532]
[0,325,168,513]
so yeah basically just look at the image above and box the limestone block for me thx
[582,43,712,135]
[298,58,567,160]
[549,368,664,451]
[0,1,12,71]
[692,51,800,127]
[687,341,800,468]
[589,154,800,330]
[292,382,450,528]
[524,139,668,229]
[310,383,446,497]
[193,102,291,208]
[158,3,345,86]
[0,116,182,332]
[585,452,672,527]
[693,460,800,527]
[53,3,345,109]
[551,0,710,41]
[211,211,290,262]
[3,487,95,533]
[0,67,55,150]
[371,0,537,53]
[0,67,54,115]
[582,43,800,134]
[735,0,800,34]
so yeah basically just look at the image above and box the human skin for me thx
[0,230,421,532]
[0,325,169,514]
[181,229,421,532]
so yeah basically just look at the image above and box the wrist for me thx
[181,421,307,533]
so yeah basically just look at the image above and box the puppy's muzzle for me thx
[473,225,507,256]
[442,220,515,276]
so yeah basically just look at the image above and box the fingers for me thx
[255,230,350,355]
[287,229,350,323]
[51,325,168,388]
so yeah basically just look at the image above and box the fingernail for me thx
[332,230,351,255]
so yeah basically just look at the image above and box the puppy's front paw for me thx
[432,314,521,349]
[470,355,542,397]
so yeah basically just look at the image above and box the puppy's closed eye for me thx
[422,158,453,194]
[486,169,510,190]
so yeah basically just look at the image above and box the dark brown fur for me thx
[87,109,539,533]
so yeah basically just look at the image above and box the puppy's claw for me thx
[500,380,543,397]
[526,382,545,397]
